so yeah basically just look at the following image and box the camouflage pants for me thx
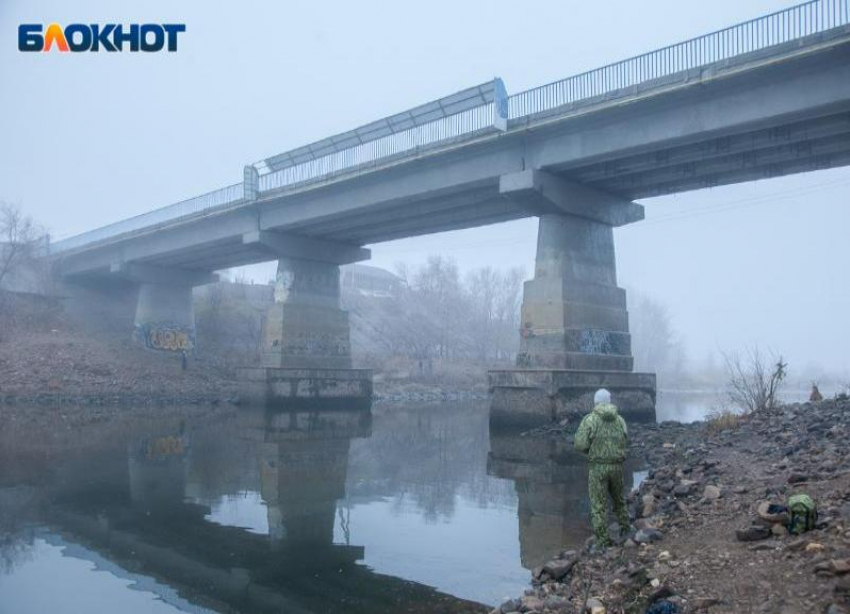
[588,462,629,546]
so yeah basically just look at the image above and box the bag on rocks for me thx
[645,600,678,614]
[787,494,817,535]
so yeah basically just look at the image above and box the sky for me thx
[1,0,848,375]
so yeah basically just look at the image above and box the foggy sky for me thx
[2,0,848,375]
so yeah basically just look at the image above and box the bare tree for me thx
[466,266,524,365]
[492,267,524,362]
[0,202,41,290]
[412,256,466,361]
[723,347,787,413]
[628,289,692,388]
[466,267,498,363]
[630,290,675,373]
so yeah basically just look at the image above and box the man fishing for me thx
[574,388,630,547]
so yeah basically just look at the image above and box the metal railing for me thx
[508,0,849,118]
[48,0,850,255]
[259,103,497,192]
[49,183,244,254]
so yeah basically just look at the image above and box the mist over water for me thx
[0,401,665,612]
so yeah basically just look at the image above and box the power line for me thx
[643,176,850,225]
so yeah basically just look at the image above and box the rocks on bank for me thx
[492,398,850,614]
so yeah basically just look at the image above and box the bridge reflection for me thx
[43,407,486,614]
[487,429,642,569]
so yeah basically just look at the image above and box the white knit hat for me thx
[594,388,611,405]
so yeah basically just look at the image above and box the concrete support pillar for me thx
[261,257,352,369]
[489,170,655,426]
[112,263,216,353]
[133,283,196,352]
[518,213,632,371]
[237,234,373,407]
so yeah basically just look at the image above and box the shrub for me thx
[723,347,787,413]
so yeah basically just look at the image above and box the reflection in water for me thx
[488,430,642,568]
[0,402,653,613]
[0,405,510,613]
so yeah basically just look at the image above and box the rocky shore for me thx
[493,397,850,614]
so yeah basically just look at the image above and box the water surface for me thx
[0,401,659,613]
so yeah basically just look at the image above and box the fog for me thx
[1,0,848,375]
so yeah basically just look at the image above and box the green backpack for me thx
[787,494,817,535]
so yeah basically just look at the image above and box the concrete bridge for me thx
[47,0,850,418]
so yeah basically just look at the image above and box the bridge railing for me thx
[508,0,849,119]
[48,183,244,254]
[48,0,850,255]
[259,102,498,192]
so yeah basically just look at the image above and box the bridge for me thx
[48,0,850,419]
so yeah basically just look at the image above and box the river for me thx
[0,392,776,613]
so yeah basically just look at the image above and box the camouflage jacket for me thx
[574,403,628,463]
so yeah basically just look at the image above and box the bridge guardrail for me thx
[507,0,849,118]
[49,183,245,254]
[259,102,498,192]
[49,0,849,255]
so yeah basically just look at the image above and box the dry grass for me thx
[705,407,745,433]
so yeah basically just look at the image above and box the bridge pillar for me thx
[261,257,352,369]
[238,236,372,407]
[489,171,655,427]
[134,283,196,352]
[108,263,216,354]
[518,213,633,370]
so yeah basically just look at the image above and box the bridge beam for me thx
[109,262,218,287]
[499,169,644,226]
[241,231,370,266]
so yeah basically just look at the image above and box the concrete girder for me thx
[570,111,850,184]
[345,199,524,244]
[168,251,271,273]
[499,169,644,227]
[258,158,513,232]
[57,207,261,277]
[594,131,850,195]
[110,262,217,287]
[524,42,850,175]
[241,231,369,265]
[298,187,498,237]
[142,241,269,270]
[323,196,519,241]
[357,210,527,245]
[623,147,850,199]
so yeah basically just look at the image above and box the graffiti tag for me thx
[136,323,194,352]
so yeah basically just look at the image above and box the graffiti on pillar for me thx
[135,322,195,352]
[142,435,188,461]
[276,331,350,357]
[274,270,295,303]
[578,329,628,355]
